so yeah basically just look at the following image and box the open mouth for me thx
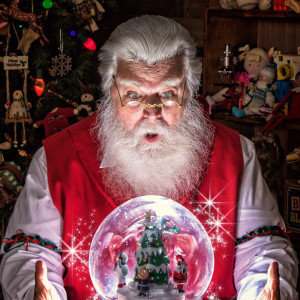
[144,132,159,143]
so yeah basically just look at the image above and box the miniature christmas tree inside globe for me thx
[89,195,214,300]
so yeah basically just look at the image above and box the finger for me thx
[35,260,47,282]
[267,262,280,299]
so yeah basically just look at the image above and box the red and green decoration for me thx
[134,211,178,286]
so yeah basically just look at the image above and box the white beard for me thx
[93,95,215,203]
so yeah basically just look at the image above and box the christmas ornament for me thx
[89,195,214,300]
[77,32,96,51]
[17,27,40,54]
[0,18,9,36]
[0,0,48,45]
[34,69,45,96]
[72,0,105,32]
[51,29,72,77]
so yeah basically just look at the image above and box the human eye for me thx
[128,92,141,100]
[161,91,174,100]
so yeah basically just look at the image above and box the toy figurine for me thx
[206,46,271,113]
[114,252,128,288]
[173,255,188,294]
[137,266,151,297]
[5,90,32,147]
[232,63,276,117]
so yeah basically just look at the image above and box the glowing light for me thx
[70,30,76,36]
[34,69,45,96]
[76,32,96,51]
[42,0,53,9]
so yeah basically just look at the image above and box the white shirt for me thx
[0,135,298,299]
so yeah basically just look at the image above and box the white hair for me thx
[98,15,202,107]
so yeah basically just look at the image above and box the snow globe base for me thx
[117,282,186,300]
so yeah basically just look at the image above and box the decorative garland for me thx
[235,225,293,249]
[2,229,62,255]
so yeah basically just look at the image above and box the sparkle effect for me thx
[60,209,99,299]
[186,180,237,299]
[59,179,236,299]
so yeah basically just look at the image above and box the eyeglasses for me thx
[112,75,185,114]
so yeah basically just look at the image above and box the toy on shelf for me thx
[286,147,300,163]
[262,83,300,132]
[219,0,272,10]
[206,45,271,114]
[232,63,276,118]
[286,0,300,13]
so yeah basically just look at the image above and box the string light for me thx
[42,0,53,9]
[34,69,45,96]
[76,32,96,51]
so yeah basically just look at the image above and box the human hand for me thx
[257,262,280,300]
[34,260,61,300]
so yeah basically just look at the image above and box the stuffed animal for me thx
[232,63,276,117]
[206,46,271,113]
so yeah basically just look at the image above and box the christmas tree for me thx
[134,210,178,286]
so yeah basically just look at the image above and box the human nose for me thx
[142,94,162,119]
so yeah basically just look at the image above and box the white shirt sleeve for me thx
[0,147,67,300]
[234,135,298,300]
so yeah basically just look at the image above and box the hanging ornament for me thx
[0,19,9,37]
[0,0,48,45]
[77,32,96,51]
[50,29,72,77]
[34,69,45,96]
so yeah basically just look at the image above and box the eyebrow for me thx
[160,78,182,87]
[118,78,182,88]
[119,79,140,87]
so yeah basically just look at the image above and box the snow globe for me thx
[89,195,214,299]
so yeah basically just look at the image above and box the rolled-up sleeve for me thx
[235,135,298,300]
[0,147,66,300]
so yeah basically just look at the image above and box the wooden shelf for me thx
[207,9,300,19]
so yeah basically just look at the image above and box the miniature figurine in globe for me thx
[115,252,129,288]
[117,210,190,300]
[173,255,188,294]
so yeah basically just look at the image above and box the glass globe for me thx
[89,195,214,299]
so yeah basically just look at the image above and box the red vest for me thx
[43,114,243,300]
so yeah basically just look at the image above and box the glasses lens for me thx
[162,100,180,113]
[124,100,142,113]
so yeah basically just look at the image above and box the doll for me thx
[5,90,31,147]
[232,63,276,117]
[206,46,271,113]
